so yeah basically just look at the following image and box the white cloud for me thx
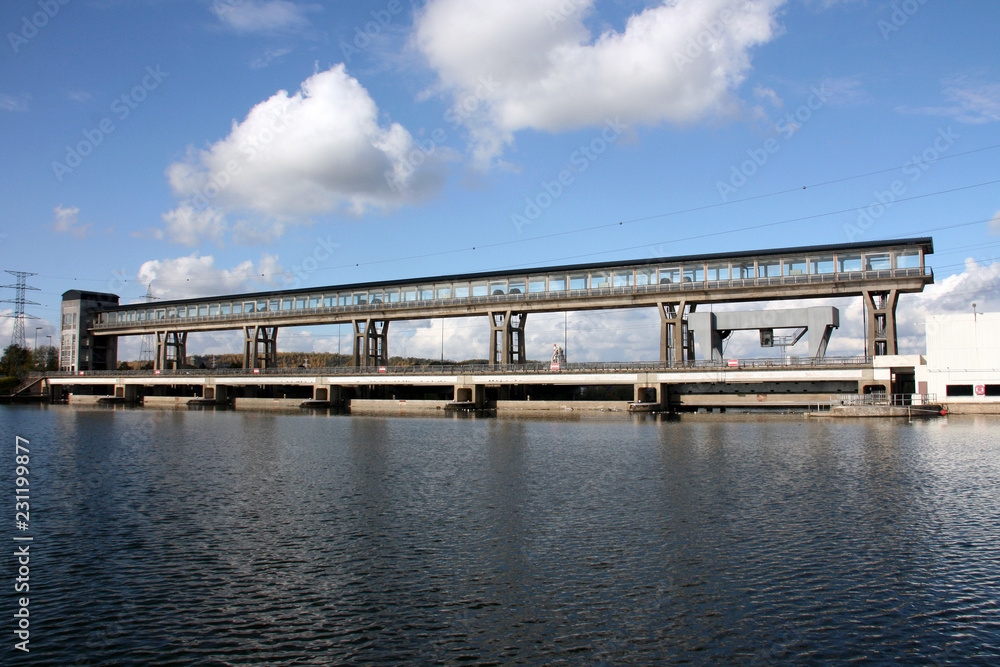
[161,65,440,246]
[0,93,30,112]
[250,47,293,70]
[155,205,229,247]
[898,78,1000,124]
[136,252,286,300]
[414,0,785,164]
[753,85,783,108]
[991,211,1000,235]
[212,0,318,33]
[52,205,92,238]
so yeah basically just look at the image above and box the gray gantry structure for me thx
[61,237,933,373]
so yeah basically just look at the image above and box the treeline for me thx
[1,344,58,378]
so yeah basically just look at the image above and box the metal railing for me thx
[46,355,873,379]
[831,393,939,407]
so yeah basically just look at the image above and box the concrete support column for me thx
[243,325,278,369]
[353,319,389,368]
[113,382,138,402]
[155,330,187,370]
[312,383,341,404]
[658,301,696,365]
[633,384,659,404]
[488,311,527,367]
[863,289,899,357]
[454,384,486,407]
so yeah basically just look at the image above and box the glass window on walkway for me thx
[659,267,680,284]
[590,271,610,289]
[735,262,755,279]
[838,253,863,272]
[758,260,781,278]
[783,257,807,276]
[865,253,892,271]
[897,249,921,269]
[706,263,730,281]
[811,255,834,274]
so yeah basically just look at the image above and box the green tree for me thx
[0,344,31,378]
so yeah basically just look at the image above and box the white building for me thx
[918,312,1000,413]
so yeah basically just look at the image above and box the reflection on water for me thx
[3,405,999,665]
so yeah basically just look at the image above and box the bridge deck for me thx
[91,237,932,336]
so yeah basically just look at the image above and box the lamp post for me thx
[34,327,41,351]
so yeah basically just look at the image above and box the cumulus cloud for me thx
[160,65,440,246]
[212,0,318,33]
[137,253,286,300]
[52,205,92,238]
[152,205,228,247]
[415,0,785,164]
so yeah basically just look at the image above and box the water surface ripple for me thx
[3,406,999,665]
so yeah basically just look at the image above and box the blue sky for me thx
[2,0,999,362]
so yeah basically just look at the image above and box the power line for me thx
[25,143,1000,287]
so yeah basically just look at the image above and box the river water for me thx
[2,404,999,665]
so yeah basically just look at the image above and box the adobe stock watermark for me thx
[545,0,586,29]
[51,65,169,182]
[716,83,831,202]
[843,126,959,242]
[878,0,930,40]
[673,6,737,71]
[107,267,133,295]
[339,0,406,63]
[511,117,628,233]
[286,235,340,289]
[7,0,71,54]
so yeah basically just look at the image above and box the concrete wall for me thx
[942,403,1000,415]
[143,396,191,408]
[496,400,631,412]
[349,399,449,413]
[67,394,104,405]
[234,398,305,410]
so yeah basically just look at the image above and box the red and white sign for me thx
[253,368,260,374]
[378,366,387,373]
[153,370,161,375]
[975,384,986,396]
[550,363,560,370]
[727,359,739,367]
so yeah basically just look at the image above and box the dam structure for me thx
[45,237,934,411]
